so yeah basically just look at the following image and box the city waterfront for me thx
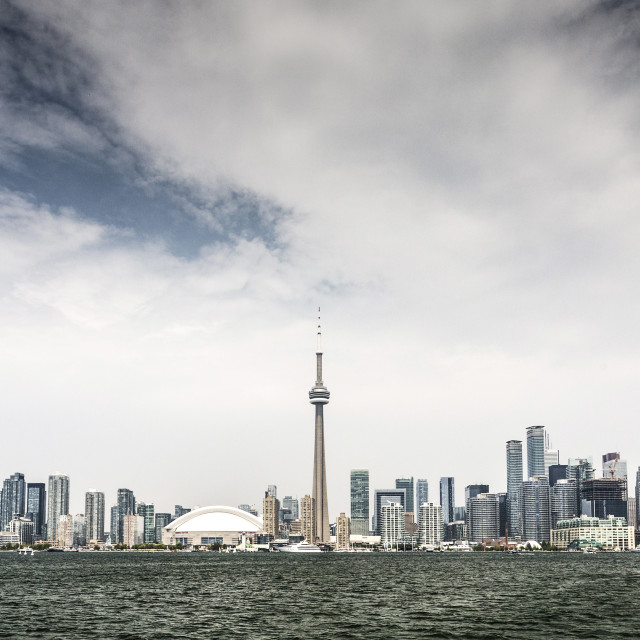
[1,553,639,639]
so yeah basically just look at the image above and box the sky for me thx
[1,0,640,518]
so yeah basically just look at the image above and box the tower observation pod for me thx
[309,309,330,543]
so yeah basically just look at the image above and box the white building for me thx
[380,502,405,546]
[551,515,634,550]
[418,502,442,546]
[57,514,74,547]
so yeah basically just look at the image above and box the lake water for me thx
[1,552,639,639]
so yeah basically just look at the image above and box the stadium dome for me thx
[162,505,263,548]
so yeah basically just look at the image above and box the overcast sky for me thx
[1,1,639,518]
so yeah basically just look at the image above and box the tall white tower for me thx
[309,310,330,543]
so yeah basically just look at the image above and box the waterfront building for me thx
[548,464,568,488]
[464,484,489,531]
[380,502,405,546]
[418,502,442,546]
[497,492,507,537]
[262,492,280,538]
[506,440,523,537]
[309,314,331,543]
[602,452,627,479]
[154,513,172,543]
[162,505,263,548]
[467,493,499,543]
[520,476,551,543]
[627,498,636,533]
[8,516,34,545]
[114,488,135,544]
[26,483,46,538]
[301,494,315,542]
[137,502,155,543]
[551,515,635,550]
[85,490,105,543]
[373,489,406,535]
[336,512,351,549]
[47,474,70,544]
[567,457,595,515]
[73,514,87,547]
[526,426,546,478]
[396,477,415,516]
[350,470,369,535]
[57,514,74,547]
[439,477,455,525]
[581,477,627,519]
[1,472,26,531]
[123,513,143,547]
[416,479,429,512]
[551,479,578,528]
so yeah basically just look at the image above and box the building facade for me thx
[262,493,280,539]
[300,494,315,543]
[602,452,627,479]
[526,426,545,479]
[1,472,26,531]
[439,477,455,525]
[395,477,415,516]
[85,490,105,543]
[47,474,70,544]
[467,493,499,543]
[520,476,551,543]
[506,440,523,538]
[335,512,351,549]
[154,513,172,543]
[551,479,578,528]
[418,502,442,546]
[581,477,627,519]
[380,502,405,546]
[374,489,406,535]
[567,457,595,515]
[26,483,46,539]
[115,488,136,545]
[416,479,429,513]
[350,469,369,536]
[552,516,634,550]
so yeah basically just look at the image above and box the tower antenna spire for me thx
[317,306,322,354]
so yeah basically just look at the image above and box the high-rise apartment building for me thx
[174,505,191,519]
[73,514,87,547]
[282,496,299,522]
[1,472,26,531]
[154,513,172,543]
[602,452,627,479]
[526,426,546,479]
[350,470,369,536]
[123,513,143,547]
[262,492,280,539]
[374,489,406,535]
[57,513,73,547]
[8,516,34,545]
[380,502,405,546]
[418,502,442,546]
[551,479,578,528]
[26,483,46,538]
[109,505,118,544]
[309,315,330,543]
[115,488,136,545]
[544,449,560,476]
[300,494,315,542]
[548,464,568,487]
[467,493,499,543]
[137,502,155,543]
[395,477,415,516]
[506,440,523,538]
[85,490,105,543]
[335,512,351,549]
[520,476,551,543]
[439,477,455,525]
[581,477,627,519]
[47,474,70,544]
[416,479,429,512]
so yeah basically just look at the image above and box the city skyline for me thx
[2,2,640,515]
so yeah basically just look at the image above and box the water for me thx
[1,552,639,639]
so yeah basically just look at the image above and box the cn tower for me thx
[309,309,330,543]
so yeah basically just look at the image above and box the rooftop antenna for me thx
[317,306,322,354]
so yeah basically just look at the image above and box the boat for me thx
[17,547,34,556]
[277,541,323,553]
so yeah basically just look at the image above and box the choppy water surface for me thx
[1,552,639,639]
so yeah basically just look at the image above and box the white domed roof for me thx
[165,505,263,534]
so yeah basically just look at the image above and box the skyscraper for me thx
[439,477,455,525]
[464,484,489,532]
[281,496,299,522]
[602,452,628,479]
[380,502,405,546]
[85,490,105,543]
[551,479,577,528]
[47,474,70,544]
[1,472,26,531]
[300,494,315,543]
[350,470,369,536]
[395,477,415,516]
[26,483,46,538]
[262,491,280,539]
[115,488,136,544]
[335,513,351,549]
[526,426,545,479]
[374,489,406,535]
[467,493,499,543]
[520,476,551,543]
[581,477,627,519]
[506,440,523,537]
[154,513,172,543]
[416,479,429,512]
[309,312,330,543]
[137,502,155,543]
[567,457,595,515]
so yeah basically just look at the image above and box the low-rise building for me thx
[551,515,634,550]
